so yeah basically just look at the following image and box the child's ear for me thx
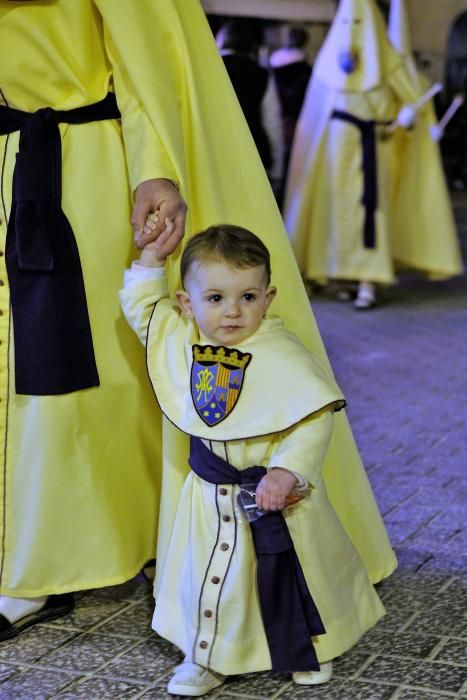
[264,286,277,312]
[175,290,193,319]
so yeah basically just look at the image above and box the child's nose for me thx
[225,301,241,317]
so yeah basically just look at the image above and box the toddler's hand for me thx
[255,468,298,512]
[139,213,182,267]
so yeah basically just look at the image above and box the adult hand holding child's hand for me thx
[131,178,187,250]
[139,214,184,266]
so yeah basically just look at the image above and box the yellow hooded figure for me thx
[0,0,395,624]
[388,0,463,278]
[283,0,422,307]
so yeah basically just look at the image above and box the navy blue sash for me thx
[331,109,381,249]
[189,435,325,672]
[0,93,120,395]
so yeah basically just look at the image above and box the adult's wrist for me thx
[158,177,180,191]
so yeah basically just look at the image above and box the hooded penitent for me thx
[388,0,462,278]
[284,0,445,284]
[0,0,395,599]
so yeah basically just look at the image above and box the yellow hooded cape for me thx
[0,0,395,596]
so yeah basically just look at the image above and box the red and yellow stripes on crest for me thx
[217,364,238,413]
[217,364,230,388]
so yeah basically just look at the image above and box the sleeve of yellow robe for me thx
[97,10,178,190]
[387,63,422,106]
[119,274,168,346]
[94,0,397,589]
[268,409,334,488]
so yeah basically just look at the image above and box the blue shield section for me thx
[191,361,218,409]
[191,359,247,427]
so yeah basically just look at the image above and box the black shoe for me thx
[0,593,74,642]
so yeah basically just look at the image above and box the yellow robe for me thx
[387,1,463,278]
[120,273,385,671]
[0,0,395,596]
[391,100,463,278]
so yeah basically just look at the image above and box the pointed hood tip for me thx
[314,0,402,92]
[388,0,412,56]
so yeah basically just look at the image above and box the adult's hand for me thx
[131,178,187,250]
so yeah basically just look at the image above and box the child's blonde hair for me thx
[180,225,271,287]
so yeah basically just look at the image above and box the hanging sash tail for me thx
[331,109,382,249]
[0,93,121,395]
[189,435,325,673]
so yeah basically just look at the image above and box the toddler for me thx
[120,221,385,696]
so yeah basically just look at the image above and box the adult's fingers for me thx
[145,218,182,261]
[131,178,187,240]
[135,212,183,251]
[155,221,185,260]
[131,194,157,240]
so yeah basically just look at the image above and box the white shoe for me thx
[293,660,333,685]
[0,595,47,624]
[353,282,376,310]
[167,661,226,696]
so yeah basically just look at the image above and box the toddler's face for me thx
[176,260,276,346]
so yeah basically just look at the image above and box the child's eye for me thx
[208,294,222,303]
[243,293,256,301]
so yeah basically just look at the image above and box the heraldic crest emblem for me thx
[191,345,252,426]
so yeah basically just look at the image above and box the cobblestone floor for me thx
[0,196,465,698]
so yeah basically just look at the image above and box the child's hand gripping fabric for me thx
[255,468,300,512]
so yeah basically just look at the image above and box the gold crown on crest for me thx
[193,344,251,369]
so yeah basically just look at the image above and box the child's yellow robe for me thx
[120,272,385,671]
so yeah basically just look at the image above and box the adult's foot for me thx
[0,594,74,642]
[353,281,376,310]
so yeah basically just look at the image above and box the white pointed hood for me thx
[314,0,401,92]
[388,0,419,84]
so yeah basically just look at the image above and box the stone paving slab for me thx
[0,198,465,697]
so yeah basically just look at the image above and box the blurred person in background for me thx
[269,24,312,207]
[217,18,283,196]
[283,0,456,310]
[441,10,467,190]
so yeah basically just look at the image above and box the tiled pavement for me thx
[0,196,466,698]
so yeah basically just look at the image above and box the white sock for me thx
[0,595,47,624]
[357,281,376,298]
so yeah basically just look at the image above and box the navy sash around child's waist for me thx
[189,435,325,673]
[0,93,120,396]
